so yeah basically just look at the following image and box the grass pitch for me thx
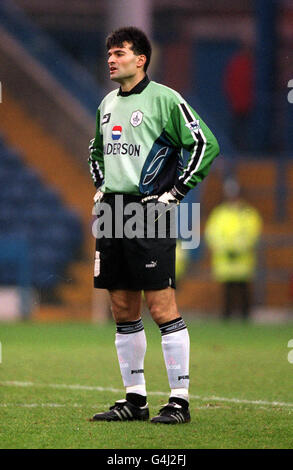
[0,318,293,449]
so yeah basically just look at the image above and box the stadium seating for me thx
[0,136,83,294]
[0,0,102,115]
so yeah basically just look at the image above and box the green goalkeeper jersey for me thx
[88,76,220,197]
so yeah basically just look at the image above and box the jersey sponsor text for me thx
[103,142,141,157]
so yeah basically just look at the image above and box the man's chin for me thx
[110,73,122,83]
[110,73,134,84]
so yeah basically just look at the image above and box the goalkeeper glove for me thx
[158,185,188,204]
[141,184,190,205]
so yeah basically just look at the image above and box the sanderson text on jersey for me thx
[103,142,141,157]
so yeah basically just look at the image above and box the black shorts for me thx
[93,194,176,291]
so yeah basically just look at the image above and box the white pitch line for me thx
[0,381,123,393]
[1,380,293,408]
[0,403,112,408]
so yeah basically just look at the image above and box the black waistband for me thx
[103,193,143,203]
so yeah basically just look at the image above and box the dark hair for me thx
[106,26,152,72]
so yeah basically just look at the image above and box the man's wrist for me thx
[170,181,191,201]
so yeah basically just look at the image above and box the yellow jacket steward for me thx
[204,201,262,282]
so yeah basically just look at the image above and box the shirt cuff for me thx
[171,180,191,200]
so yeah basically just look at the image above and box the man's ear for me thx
[137,54,147,69]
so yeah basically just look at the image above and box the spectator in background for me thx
[223,44,255,152]
[204,178,262,320]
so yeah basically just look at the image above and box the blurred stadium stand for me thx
[0,0,106,319]
[0,0,103,113]
[0,0,292,319]
[0,0,103,163]
[0,136,83,307]
[0,92,97,320]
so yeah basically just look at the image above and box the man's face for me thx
[107,41,145,82]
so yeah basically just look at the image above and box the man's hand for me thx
[158,186,187,205]
[157,191,179,205]
[141,185,188,206]
[93,190,104,204]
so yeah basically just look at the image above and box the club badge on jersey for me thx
[130,110,144,127]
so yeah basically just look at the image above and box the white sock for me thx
[115,318,147,396]
[159,318,190,402]
[170,388,189,402]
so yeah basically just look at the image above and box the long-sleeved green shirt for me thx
[89,76,220,197]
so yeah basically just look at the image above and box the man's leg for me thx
[223,282,231,319]
[111,289,148,404]
[91,289,149,421]
[145,288,191,424]
[239,281,251,320]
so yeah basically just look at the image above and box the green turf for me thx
[0,319,293,449]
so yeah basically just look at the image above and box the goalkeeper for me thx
[88,26,220,424]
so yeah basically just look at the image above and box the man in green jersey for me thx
[89,27,220,424]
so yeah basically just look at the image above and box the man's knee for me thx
[111,299,128,322]
[110,291,141,322]
[146,289,179,325]
[147,303,166,325]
